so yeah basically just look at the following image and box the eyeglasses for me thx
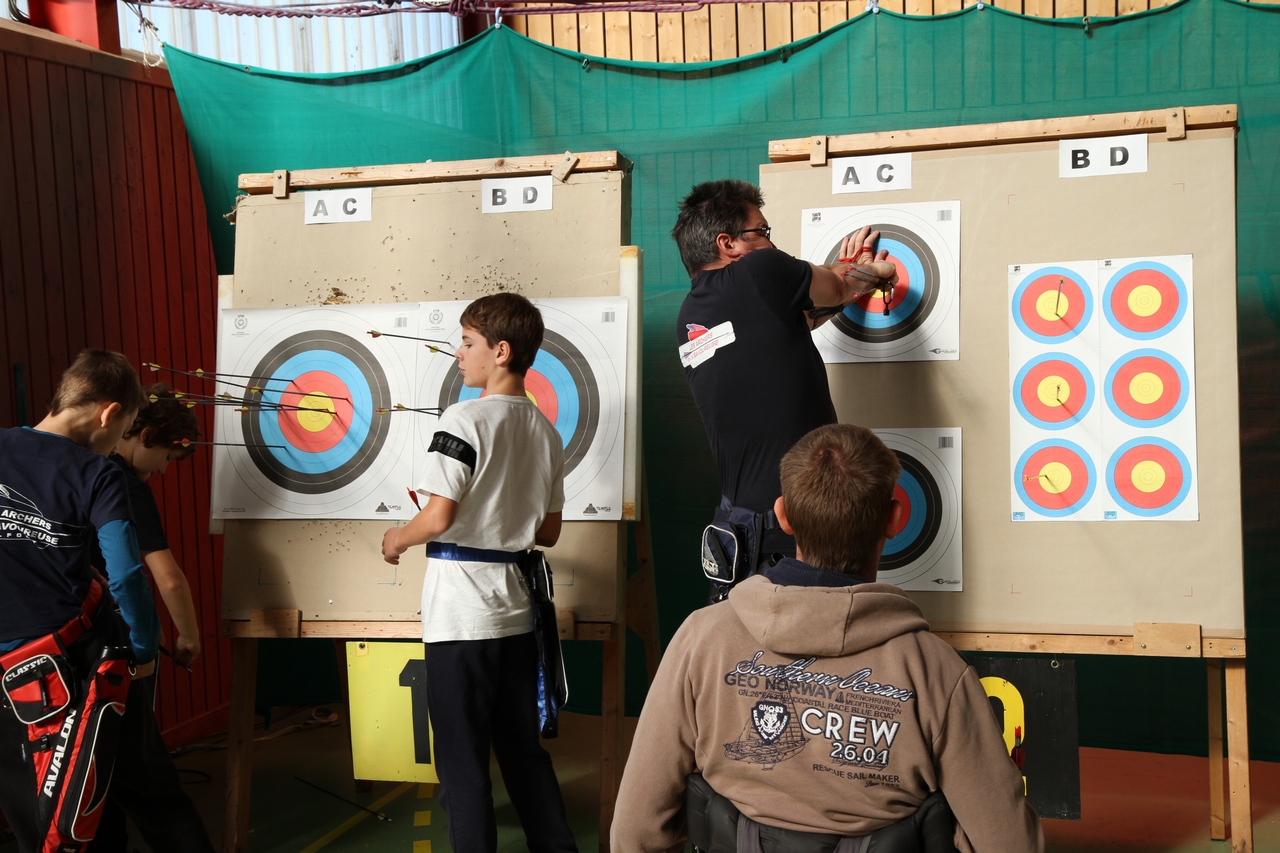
[739,226,772,241]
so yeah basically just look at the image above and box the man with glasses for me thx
[673,179,897,601]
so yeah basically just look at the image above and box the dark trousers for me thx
[426,632,577,853]
[86,675,215,853]
[0,699,40,852]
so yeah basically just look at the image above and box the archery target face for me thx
[416,298,627,521]
[800,202,960,362]
[1104,349,1189,427]
[1012,267,1094,344]
[1014,439,1097,518]
[212,306,419,519]
[874,429,962,590]
[1013,353,1096,430]
[1105,437,1193,517]
[1103,261,1188,340]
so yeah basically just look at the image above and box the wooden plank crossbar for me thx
[223,618,619,641]
[238,150,622,194]
[937,632,1245,658]
[767,105,1238,161]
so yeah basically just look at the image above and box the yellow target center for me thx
[1131,460,1167,493]
[1038,462,1073,495]
[1036,375,1070,408]
[1035,289,1069,321]
[1129,372,1164,405]
[526,389,538,406]
[1127,285,1163,317]
[296,393,336,432]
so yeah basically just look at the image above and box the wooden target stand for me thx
[768,107,1253,852]
[214,154,662,853]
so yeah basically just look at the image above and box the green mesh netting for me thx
[168,0,1280,758]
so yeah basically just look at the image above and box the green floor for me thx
[2,708,1277,852]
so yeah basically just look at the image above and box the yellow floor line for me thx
[413,810,432,826]
[417,782,434,799]
[413,841,432,853]
[298,781,415,853]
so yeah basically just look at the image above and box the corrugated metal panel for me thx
[0,19,229,745]
[2,0,460,72]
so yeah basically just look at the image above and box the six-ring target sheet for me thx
[213,305,421,520]
[415,297,628,521]
[873,428,963,591]
[799,201,960,362]
[1008,255,1198,521]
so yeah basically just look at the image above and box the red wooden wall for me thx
[0,19,230,745]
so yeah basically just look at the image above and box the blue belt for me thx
[427,542,525,563]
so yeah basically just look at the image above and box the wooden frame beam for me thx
[238,151,623,194]
[767,104,1238,162]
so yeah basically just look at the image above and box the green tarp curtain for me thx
[167,0,1280,758]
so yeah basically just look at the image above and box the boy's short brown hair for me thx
[459,293,545,375]
[779,424,902,575]
[125,384,201,459]
[49,349,147,417]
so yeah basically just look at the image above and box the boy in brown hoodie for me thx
[612,424,1042,853]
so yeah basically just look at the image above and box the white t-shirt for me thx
[417,395,565,643]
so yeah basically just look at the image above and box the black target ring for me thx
[822,224,941,345]
[241,330,393,494]
[879,451,944,572]
[437,329,601,476]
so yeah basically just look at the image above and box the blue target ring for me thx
[882,467,928,558]
[841,237,926,330]
[441,329,601,476]
[459,349,581,448]
[241,330,392,494]
[257,350,372,473]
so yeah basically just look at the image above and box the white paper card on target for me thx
[872,428,962,591]
[303,188,373,224]
[800,201,960,363]
[830,153,912,195]
[413,297,628,521]
[212,305,420,520]
[480,176,553,213]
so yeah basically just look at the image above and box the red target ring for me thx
[1017,274,1088,338]
[1112,444,1185,510]
[276,370,355,454]
[1020,445,1091,511]
[1109,355,1182,422]
[891,482,912,537]
[524,369,559,425]
[1109,269,1181,334]
[1018,358,1091,425]
[853,255,909,315]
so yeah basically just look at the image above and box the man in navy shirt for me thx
[0,350,158,852]
[673,180,897,599]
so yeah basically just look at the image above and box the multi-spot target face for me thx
[213,306,420,519]
[874,429,962,591]
[799,201,961,362]
[415,298,628,521]
[1008,256,1198,521]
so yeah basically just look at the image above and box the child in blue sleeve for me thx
[381,293,577,853]
[87,385,215,853]
[0,349,157,852]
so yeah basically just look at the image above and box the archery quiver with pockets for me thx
[519,550,568,739]
[0,579,134,853]
[685,772,959,853]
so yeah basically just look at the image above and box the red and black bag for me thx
[0,580,133,853]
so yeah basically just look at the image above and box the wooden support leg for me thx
[625,481,662,684]
[223,638,258,853]
[1225,659,1252,853]
[599,627,625,853]
[1208,658,1226,840]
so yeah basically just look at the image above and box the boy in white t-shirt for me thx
[381,292,577,853]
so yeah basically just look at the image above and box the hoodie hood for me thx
[729,573,929,658]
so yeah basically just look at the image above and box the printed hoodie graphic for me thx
[0,484,82,549]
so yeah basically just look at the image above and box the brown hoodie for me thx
[611,568,1043,853]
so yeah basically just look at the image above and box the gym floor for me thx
[2,708,1277,852]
